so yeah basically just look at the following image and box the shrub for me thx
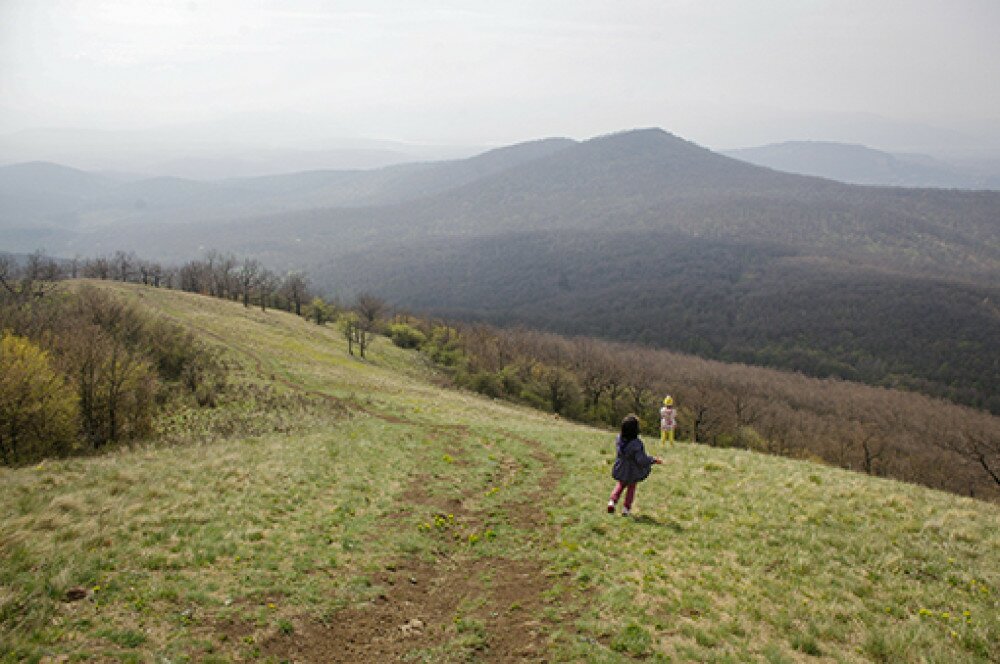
[466,370,503,398]
[387,323,427,349]
[0,332,79,464]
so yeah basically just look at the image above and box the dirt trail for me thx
[176,304,571,660]
[255,427,567,662]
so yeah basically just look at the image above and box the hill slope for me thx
[7,128,1000,411]
[0,137,574,232]
[725,141,999,189]
[1,283,997,662]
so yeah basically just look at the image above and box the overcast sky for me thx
[2,0,999,151]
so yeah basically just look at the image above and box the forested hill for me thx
[724,140,999,189]
[77,128,998,277]
[0,137,574,233]
[7,128,1000,412]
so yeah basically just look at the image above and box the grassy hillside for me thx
[2,283,998,662]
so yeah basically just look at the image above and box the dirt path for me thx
[253,426,566,662]
[175,307,571,660]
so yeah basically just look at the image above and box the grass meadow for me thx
[1,282,997,662]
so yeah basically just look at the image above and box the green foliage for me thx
[0,332,79,464]
[387,322,426,349]
[463,370,503,398]
[0,284,224,462]
[307,296,332,325]
[422,325,464,366]
[611,622,652,656]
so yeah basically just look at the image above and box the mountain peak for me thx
[589,127,677,144]
[584,127,718,158]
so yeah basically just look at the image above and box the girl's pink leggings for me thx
[610,482,637,509]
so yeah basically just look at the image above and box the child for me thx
[607,414,662,517]
[660,395,676,447]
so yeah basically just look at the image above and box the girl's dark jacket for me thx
[612,435,656,484]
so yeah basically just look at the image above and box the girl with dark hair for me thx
[607,414,662,516]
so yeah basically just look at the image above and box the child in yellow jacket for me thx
[660,396,676,447]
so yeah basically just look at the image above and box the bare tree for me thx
[842,419,890,476]
[350,293,387,359]
[282,272,310,316]
[113,250,137,282]
[338,313,359,356]
[257,269,279,312]
[728,379,763,427]
[354,292,386,328]
[937,429,1000,488]
[238,258,261,308]
[81,255,111,280]
[571,338,610,411]
[0,251,60,303]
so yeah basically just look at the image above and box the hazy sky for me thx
[2,0,999,150]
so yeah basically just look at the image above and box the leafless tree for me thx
[81,255,111,280]
[282,272,310,316]
[570,338,611,411]
[113,250,137,282]
[354,292,387,328]
[937,429,1000,488]
[0,251,61,303]
[238,258,262,308]
[257,269,279,312]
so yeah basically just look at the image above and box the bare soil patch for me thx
[256,556,553,662]
[214,431,569,662]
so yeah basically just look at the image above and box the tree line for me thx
[5,249,998,503]
[320,230,1000,415]
[383,316,1000,501]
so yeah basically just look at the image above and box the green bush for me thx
[387,323,427,349]
[0,284,227,462]
[0,332,79,464]
[467,371,503,398]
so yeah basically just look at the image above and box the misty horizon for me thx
[3,0,1000,171]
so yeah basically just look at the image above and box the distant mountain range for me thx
[2,128,998,413]
[725,141,1000,189]
[0,125,484,179]
[0,137,572,235]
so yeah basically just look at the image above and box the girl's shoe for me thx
[607,501,615,514]
[621,508,631,517]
